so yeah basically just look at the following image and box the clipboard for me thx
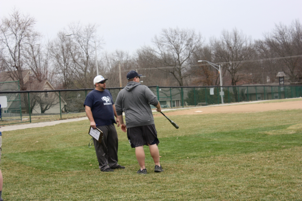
[88,126,103,142]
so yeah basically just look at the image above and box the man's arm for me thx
[145,86,161,112]
[117,115,127,132]
[85,105,96,129]
[156,102,162,113]
[112,104,120,127]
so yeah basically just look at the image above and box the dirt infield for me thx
[155,99,302,116]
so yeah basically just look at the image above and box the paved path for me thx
[0,117,88,132]
[0,107,190,132]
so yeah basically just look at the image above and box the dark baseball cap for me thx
[127,70,142,80]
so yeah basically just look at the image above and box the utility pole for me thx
[119,63,122,87]
[95,42,98,75]
[198,60,224,104]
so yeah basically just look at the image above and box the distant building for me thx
[0,70,67,114]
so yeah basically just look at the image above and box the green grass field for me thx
[2,101,302,200]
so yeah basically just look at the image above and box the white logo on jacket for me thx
[102,96,112,105]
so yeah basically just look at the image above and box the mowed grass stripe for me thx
[2,105,302,200]
[4,115,302,171]
[3,147,302,200]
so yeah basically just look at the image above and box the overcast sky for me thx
[1,0,302,54]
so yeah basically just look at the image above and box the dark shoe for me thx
[137,168,147,174]
[154,165,163,172]
[101,168,114,172]
[111,165,125,169]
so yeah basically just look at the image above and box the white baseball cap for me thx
[93,75,108,85]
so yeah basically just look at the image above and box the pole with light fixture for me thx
[119,63,122,87]
[95,41,98,75]
[198,60,224,104]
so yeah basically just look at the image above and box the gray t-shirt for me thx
[115,81,158,128]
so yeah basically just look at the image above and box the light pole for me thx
[119,63,122,87]
[94,41,98,75]
[198,60,224,104]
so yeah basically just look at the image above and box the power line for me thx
[220,54,302,65]
[190,55,302,67]
[135,55,302,70]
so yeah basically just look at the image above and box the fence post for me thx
[59,91,62,120]
[255,86,257,101]
[217,87,220,104]
[205,87,207,105]
[17,81,22,121]
[193,87,196,106]
[156,86,159,101]
[181,87,184,107]
[19,93,23,121]
[264,86,266,100]
[228,87,230,103]
[170,87,172,108]
[28,92,31,123]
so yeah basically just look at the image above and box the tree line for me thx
[1,10,301,90]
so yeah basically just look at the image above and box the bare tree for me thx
[138,28,202,86]
[212,29,255,86]
[48,24,103,89]
[254,40,281,84]
[100,50,136,87]
[49,32,74,89]
[189,46,220,86]
[0,10,39,90]
[264,20,302,83]
[136,46,175,86]
[23,41,55,82]
[67,23,101,88]
[34,92,60,113]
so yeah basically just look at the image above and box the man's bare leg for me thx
[148,144,160,166]
[135,146,146,170]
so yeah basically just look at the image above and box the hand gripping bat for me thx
[160,111,179,129]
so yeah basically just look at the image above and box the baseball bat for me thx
[160,111,179,129]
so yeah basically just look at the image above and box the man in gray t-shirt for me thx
[115,70,163,174]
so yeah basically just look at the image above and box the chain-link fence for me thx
[1,85,302,125]
[0,81,23,124]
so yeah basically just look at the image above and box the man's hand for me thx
[121,124,127,132]
[116,118,120,127]
[85,106,97,129]
[156,102,162,112]
[90,121,97,129]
